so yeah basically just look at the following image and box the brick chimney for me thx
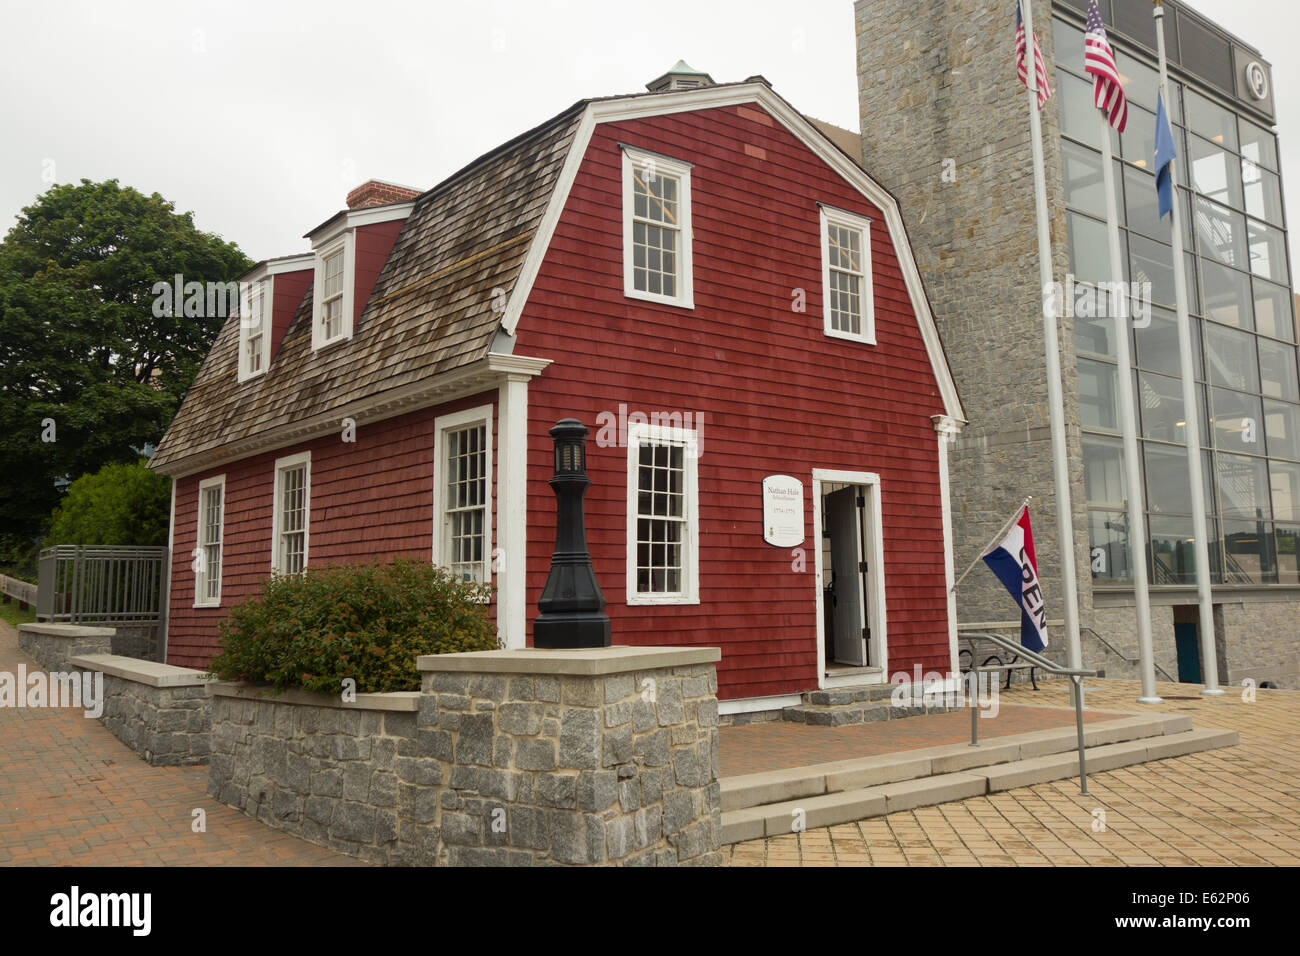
[346,179,422,209]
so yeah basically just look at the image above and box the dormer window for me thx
[238,279,270,381]
[622,145,694,309]
[312,234,354,349]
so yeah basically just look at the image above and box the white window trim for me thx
[820,204,876,345]
[194,474,225,607]
[621,145,694,309]
[270,451,311,574]
[312,231,355,350]
[626,422,700,606]
[432,404,494,588]
[237,277,272,382]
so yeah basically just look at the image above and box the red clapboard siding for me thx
[514,104,950,701]
[166,392,498,668]
[270,269,312,364]
[353,220,405,324]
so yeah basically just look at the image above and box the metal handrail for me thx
[963,630,1097,795]
[1081,625,1177,683]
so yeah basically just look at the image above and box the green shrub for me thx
[45,459,171,547]
[209,559,498,694]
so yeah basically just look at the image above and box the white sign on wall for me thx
[762,475,805,548]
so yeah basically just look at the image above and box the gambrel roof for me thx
[151,80,963,477]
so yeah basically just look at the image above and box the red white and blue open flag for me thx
[982,505,1050,652]
[1015,2,1052,110]
[1084,0,1128,132]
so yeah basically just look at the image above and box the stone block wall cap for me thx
[416,645,722,676]
[18,623,116,638]
[67,653,213,688]
[207,681,420,711]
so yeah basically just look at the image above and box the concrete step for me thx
[719,724,1237,844]
[722,714,1181,811]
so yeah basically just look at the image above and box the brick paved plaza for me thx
[0,621,362,866]
[2,616,1296,867]
[724,678,1300,866]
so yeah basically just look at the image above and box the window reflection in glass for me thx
[1080,359,1123,431]
[1258,338,1300,402]
[1216,452,1271,519]
[1221,519,1274,584]
[1193,196,1247,270]
[1200,260,1253,330]
[1135,306,1203,379]
[1188,134,1243,209]
[1088,509,1134,582]
[1204,322,1260,393]
[1210,387,1264,454]
[1084,435,1128,508]
[1253,279,1294,342]
[1270,460,1300,522]
[1264,400,1300,460]
[1186,89,1239,152]
[1247,219,1289,285]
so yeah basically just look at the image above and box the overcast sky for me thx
[0,0,1295,265]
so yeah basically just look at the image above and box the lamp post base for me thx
[533,614,612,649]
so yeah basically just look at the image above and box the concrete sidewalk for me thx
[0,620,363,866]
[724,678,1300,866]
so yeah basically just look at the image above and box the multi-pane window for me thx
[636,443,685,594]
[622,146,693,307]
[321,248,345,342]
[1055,12,1299,586]
[820,205,874,344]
[443,424,487,583]
[195,477,224,606]
[239,281,268,381]
[434,407,492,586]
[626,425,699,604]
[273,453,309,575]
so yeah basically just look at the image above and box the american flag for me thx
[1015,2,1052,110]
[1085,0,1128,132]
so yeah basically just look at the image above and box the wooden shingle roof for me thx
[149,102,585,475]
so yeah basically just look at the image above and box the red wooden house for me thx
[149,64,966,718]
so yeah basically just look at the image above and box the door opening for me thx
[821,483,871,668]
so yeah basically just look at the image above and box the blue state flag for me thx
[1155,90,1178,219]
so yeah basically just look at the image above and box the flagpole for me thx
[951,495,1033,592]
[1022,0,1084,671]
[1153,0,1224,696]
[1094,68,1159,702]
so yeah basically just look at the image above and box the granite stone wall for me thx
[65,653,213,766]
[206,647,722,866]
[17,623,113,671]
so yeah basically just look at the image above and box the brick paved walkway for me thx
[725,678,1300,866]
[0,621,363,866]
[720,702,1114,776]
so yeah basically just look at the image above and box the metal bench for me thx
[958,631,1038,690]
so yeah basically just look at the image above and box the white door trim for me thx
[812,469,887,690]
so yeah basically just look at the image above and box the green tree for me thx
[0,179,252,548]
[45,460,171,547]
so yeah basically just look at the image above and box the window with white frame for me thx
[622,146,693,308]
[272,452,310,574]
[626,423,699,605]
[312,235,353,349]
[433,406,492,585]
[194,475,225,606]
[820,205,875,344]
[238,279,270,381]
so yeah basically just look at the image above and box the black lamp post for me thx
[534,419,612,649]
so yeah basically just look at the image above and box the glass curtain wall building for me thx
[1053,3,1298,592]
